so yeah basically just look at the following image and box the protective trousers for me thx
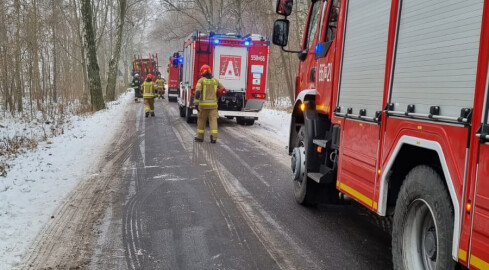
[144,98,155,113]
[196,108,218,140]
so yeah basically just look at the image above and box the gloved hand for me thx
[195,105,199,112]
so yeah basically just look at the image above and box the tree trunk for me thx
[14,0,23,112]
[72,0,89,104]
[52,0,58,103]
[80,0,105,111]
[279,50,295,104]
[32,0,42,111]
[105,0,127,101]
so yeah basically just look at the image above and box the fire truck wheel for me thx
[293,126,318,206]
[179,106,185,117]
[392,165,455,270]
[186,107,194,123]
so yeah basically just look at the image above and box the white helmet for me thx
[134,73,139,77]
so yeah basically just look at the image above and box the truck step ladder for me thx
[313,139,328,148]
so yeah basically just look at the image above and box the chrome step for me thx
[307,172,324,183]
[313,139,328,148]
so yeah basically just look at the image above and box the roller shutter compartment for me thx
[390,0,483,118]
[337,0,392,118]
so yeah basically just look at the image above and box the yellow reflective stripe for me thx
[471,254,489,269]
[339,182,373,208]
[211,130,218,134]
[459,249,467,262]
[199,102,217,106]
[197,129,205,134]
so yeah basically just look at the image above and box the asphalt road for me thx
[90,98,393,270]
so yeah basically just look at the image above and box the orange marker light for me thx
[300,103,306,112]
[466,203,472,212]
[317,146,322,153]
[377,169,382,175]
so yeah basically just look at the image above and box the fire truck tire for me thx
[169,97,177,102]
[179,106,185,117]
[293,126,318,206]
[236,117,255,126]
[392,165,455,270]
[185,107,194,124]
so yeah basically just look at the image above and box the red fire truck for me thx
[132,54,159,80]
[167,52,183,102]
[178,31,269,125]
[273,0,489,269]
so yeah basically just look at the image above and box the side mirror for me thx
[272,19,290,47]
[275,0,293,16]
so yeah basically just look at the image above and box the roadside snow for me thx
[250,108,291,147]
[0,92,132,269]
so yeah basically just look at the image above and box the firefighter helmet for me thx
[146,74,153,81]
[200,65,212,76]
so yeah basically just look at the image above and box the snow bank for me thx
[0,92,132,269]
[246,108,291,147]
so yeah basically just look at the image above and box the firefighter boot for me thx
[194,137,203,142]
[151,112,155,117]
[145,112,149,118]
[210,135,216,144]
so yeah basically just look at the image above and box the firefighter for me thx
[142,74,156,117]
[131,73,142,103]
[194,65,225,143]
[155,74,166,99]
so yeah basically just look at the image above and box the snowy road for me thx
[18,98,393,269]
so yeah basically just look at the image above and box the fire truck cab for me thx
[178,31,269,125]
[168,52,183,102]
[273,0,489,269]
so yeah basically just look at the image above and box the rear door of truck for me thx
[213,46,248,92]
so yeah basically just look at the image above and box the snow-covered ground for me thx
[0,93,292,269]
[253,108,291,146]
[0,92,132,269]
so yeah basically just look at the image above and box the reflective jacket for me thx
[142,80,155,98]
[195,77,224,109]
[155,78,165,88]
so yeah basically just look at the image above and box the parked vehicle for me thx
[167,52,183,102]
[178,31,269,125]
[132,54,159,81]
[273,0,489,269]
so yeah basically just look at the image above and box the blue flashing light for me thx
[213,39,220,45]
[315,43,324,55]
[178,57,183,63]
[244,40,251,47]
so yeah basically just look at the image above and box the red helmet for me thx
[146,74,153,81]
[200,65,212,76]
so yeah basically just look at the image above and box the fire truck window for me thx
[318,1,328,44]
[326,0,340,42]
[306,1,322,50]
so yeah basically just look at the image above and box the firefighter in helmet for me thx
[131,73,142,103]
[194,65,225,143]
[142,74,156,117]
[155,74,166,99]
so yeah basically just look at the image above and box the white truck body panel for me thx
[213,46,248,92]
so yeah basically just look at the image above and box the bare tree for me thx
[106,0,128,101]
[81,0,105,110]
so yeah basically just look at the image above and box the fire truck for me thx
[132,54,159,80]
[178,31,269,125]
[167,52,183,102]
[273,0,489,269]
